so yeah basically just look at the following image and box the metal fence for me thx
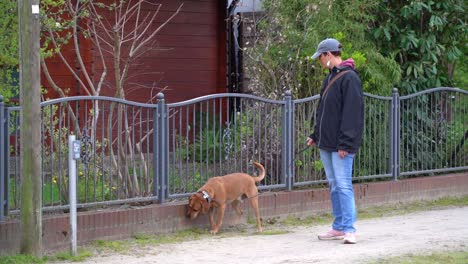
[1,87,467,220]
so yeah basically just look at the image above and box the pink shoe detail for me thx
[318,229,345,240]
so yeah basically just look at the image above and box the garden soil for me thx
[59,206,468,264]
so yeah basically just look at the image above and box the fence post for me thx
[390,88,400,180]
[155,93,169,203]
[0,96,5,221]
[282,91,294,191]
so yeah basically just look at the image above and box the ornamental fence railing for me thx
[1,87,467,221]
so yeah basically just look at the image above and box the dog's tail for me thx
[252,162,265,183]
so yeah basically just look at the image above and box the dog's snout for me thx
[190,213,198,219]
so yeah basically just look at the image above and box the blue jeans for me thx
[320,149,357,233]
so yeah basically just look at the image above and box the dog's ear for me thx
[200,195,210,214]
[186,196,193,216]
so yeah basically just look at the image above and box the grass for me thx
[359,195,466,216]
[132,228,206,245]
[49,251,93,262]
[83,228,212,258]
[368,251,468,264]
[0,250,93,264]
[92,240,128,252]
[0,255,47,264]
[278,213,332,227]
[359,196,468,219]
[255,230,290,236]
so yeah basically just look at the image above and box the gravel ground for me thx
[56,206,468,264]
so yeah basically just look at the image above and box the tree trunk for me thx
[18,0,42,256]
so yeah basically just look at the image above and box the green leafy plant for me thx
[245,0,401,99]
[370,0,466,94]
[0,0,19,102]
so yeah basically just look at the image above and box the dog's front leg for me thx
[208,206,215,231]
[210,204,226,235]
[231,199,243,216]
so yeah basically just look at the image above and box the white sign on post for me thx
[32,5,39,14]
[72,140,81,160]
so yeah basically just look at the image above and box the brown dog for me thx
[186,162,265,234]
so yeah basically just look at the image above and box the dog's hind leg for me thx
[249,197,263,232]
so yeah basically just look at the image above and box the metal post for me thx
[395,90,401,179]
[282,91,294,191]
[389,91,394,178]
[0,96,5,221]
[153,101,158,200]
[155,93,169,203]
[390,88,400,180]
[4,101,9,219]
[68,135,78,256]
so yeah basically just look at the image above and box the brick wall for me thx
[0,172,467,254]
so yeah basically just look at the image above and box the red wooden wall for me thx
[42,0,228,104]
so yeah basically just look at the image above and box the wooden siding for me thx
[90,0,227,103]
[41,0,227,104]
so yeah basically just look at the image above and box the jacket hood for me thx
[338,58,355,70]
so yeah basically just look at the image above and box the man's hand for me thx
[306,137,315,146]
[338,149,348,159]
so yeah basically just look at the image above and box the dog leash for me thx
[295,145,311,156]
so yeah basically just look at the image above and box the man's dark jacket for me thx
[309,60,364,153]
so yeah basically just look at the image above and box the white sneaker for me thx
[343,232,357,244]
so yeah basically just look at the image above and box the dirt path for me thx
[62,206,468,264]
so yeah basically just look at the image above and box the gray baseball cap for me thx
[311,38,341,59]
